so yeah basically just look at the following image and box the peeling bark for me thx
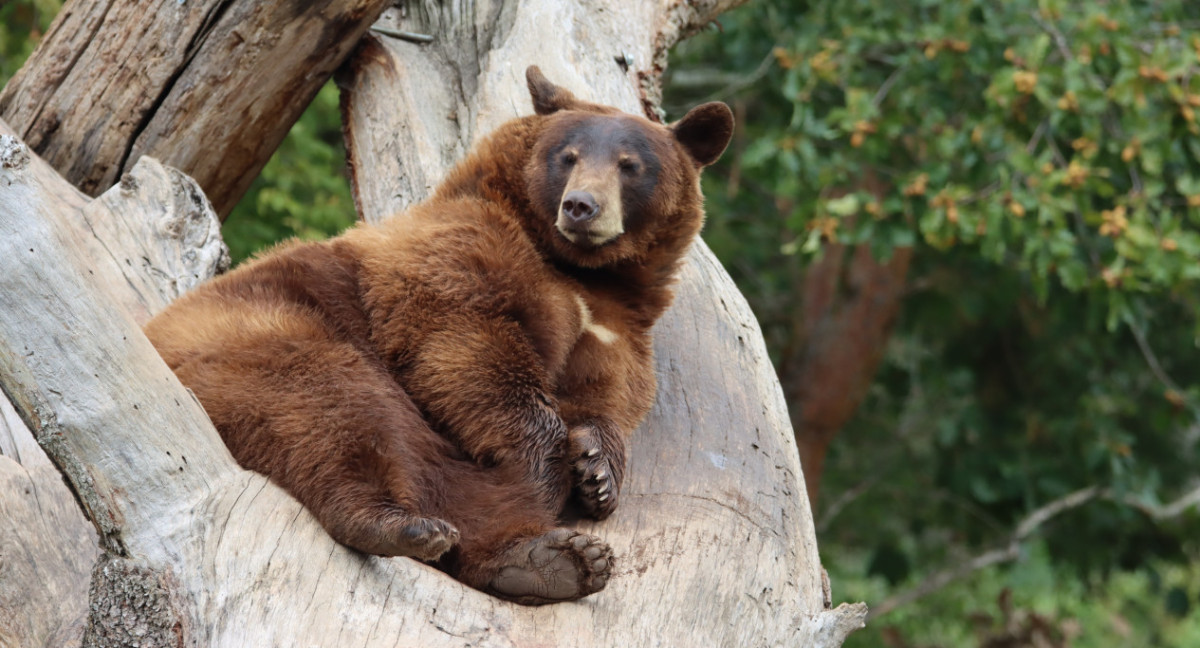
[81,556,186,648]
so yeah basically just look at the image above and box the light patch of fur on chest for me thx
[574,295,619,345]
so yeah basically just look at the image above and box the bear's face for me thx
[522,67,733,270]
[530,113,668,252]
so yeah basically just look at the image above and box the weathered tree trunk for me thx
[0,0,867,645]
[337,1,865,642]
[0,0,391,218]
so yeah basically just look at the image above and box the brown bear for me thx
[144,66,733,605]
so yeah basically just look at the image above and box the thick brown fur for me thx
[144,66,733,605]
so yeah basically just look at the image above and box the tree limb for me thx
[869,483,1200,620]
[0,0,392,217]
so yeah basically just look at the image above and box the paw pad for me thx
[489,529,613,604]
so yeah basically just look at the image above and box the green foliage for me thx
[223,82,356,265]
[672,0,1200,644]
[833,542,1200,647]
[681,0,1200,329]
[0,0,60,84]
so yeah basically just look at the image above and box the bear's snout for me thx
[561,191,599,223]
[555,166,624,247]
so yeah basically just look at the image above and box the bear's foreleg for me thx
[555,330,656,520]
[565,420,627,520]
[399,318,572,510]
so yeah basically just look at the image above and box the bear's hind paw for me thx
[488,528,613,605]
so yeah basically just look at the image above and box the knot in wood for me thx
[0,135,31,171]
[82,555,186,648]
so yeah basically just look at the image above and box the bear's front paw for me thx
[569,426,618,520]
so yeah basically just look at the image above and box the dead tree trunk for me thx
[0,0,391,218]
[0,0,866,645]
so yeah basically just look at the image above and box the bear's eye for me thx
[561,151,578,166]
[618,157,639,174]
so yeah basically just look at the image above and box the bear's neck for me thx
[433,118,541,223]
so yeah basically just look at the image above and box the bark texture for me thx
[0,0,391,218]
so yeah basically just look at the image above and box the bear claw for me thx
[569,428,618,519]
[488,529,613,605]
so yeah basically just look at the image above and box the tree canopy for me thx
[670,1,1200,645]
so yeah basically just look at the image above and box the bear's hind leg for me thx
[431,463,613,605]
[167,329,460,561]
[313,479,460,561]
[482,528,613,605]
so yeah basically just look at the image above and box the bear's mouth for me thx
[556,223,621,248]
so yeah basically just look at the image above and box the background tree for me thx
[669,0,1200,646]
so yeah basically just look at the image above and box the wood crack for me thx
[17,0,117,143]
[116,0,237,181]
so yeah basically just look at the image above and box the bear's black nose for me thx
[561,191,599,223]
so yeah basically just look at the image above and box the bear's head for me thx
[522,66,733,270]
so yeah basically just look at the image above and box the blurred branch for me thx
[1111,484,1200,521]
[817,477,879,533]
[869,545,1018,621]
[871,66,905,109]
[1125,316,1200,420]
[869,483,1200,620]
[668,49,775,105]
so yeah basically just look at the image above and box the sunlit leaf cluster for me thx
[747,0,1200,327]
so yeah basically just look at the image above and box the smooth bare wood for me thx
[341,0,751,216]
[0,463,95,648]
[0,126,235,554]
[339,2,868,644]
[0,396,97,648]
[0,118,225,648]
[0,129,96,648]
[0,122,231,646]
[0,0,391,218]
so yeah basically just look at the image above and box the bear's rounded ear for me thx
[526,65,578,115]
[671,102,735,168]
